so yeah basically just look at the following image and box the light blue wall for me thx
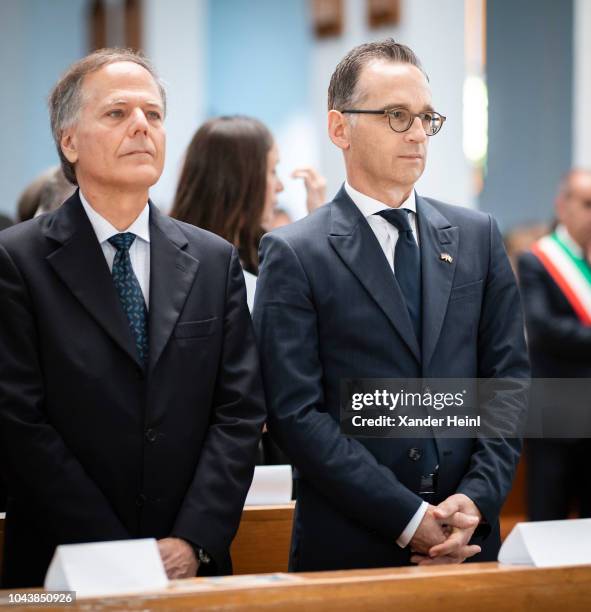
[0,0,88,218]
[480,0,573,230]
[206,0,312,135]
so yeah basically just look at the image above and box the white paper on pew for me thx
[245,465,292,505]
[499,519,591,567]
[44,538,168,598]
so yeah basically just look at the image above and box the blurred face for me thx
[557,171,591,249]
[61,61,166,193]
[262,142,284,230]
[331,60,432,197]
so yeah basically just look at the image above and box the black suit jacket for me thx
[518,251,591,377]
[253,187,529,571]
[0,192,265,587]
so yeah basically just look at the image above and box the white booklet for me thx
[499,519,591,567]
[245,464,292,505]
[45,538,168,598]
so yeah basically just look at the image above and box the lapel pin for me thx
[440,253,453,264]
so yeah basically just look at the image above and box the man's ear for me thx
[328,110,351,151]
[60,128,78,164]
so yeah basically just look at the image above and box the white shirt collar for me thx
[79,190,150,245]
[344,181,416,218]
[556,224,583,258]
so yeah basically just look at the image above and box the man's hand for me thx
[157,537,199,579]
[412,494,482,565]
[408,504,448,555]
[291,167,327,213]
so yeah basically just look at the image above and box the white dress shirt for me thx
[243,269,257,312]
[344,181,428,548]
[79,191,151,308]
[344,182,419,272]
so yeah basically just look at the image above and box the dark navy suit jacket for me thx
[0,192,265,587]
[253,187,529,571]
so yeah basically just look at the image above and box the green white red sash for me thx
[531,232,591,326]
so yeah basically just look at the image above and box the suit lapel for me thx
[416,195,459,370]
[43,192,142,368]
[328,187,421,362]
[147,204,200,373]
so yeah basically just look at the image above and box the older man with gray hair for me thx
[0,48,265,587]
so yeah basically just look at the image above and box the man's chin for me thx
[115,167,162,189]
[395,167,425,185]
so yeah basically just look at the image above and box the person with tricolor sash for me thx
[518,168,591,521]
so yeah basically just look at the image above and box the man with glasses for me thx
[253,39,528,571]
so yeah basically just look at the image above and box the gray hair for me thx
[328,38,428,111]
[48,48,166,185]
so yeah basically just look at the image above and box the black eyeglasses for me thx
[340,107,446,136]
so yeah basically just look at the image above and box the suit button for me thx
[408,448,422,461]
[145,428,157,443]
[136,493,147,507]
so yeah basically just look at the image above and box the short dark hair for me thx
[327,38,427,111]
[48,48,166,185]
[170,116,273,275]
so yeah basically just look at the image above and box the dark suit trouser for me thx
[526,439,591,520]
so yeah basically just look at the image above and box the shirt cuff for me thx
[396,501,429,548]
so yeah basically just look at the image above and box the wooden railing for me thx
[2,563,590,610]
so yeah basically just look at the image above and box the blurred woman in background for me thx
[170,115,325,309]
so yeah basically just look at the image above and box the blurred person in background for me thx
[270,207,293,229]
[16,166,75,222]
[518,169,591,521]
[170,115,326,310]
[504,222,549,277]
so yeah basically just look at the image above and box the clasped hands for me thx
[409,494,482,565]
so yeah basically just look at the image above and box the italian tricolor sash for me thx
[531,232,591,326]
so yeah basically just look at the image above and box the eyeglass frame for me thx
[339,107,447,136]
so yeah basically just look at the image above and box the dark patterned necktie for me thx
[108,232,149,367]
[376,208,422,344]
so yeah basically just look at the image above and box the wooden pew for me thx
[0,495,526,578]
[231,503,293,574]
[231,504,524,575]
[1,563,590,610]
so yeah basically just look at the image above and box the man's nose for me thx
[128,108,149,134]
[405,116,427,143]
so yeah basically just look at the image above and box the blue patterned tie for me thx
[108,233,149,367]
